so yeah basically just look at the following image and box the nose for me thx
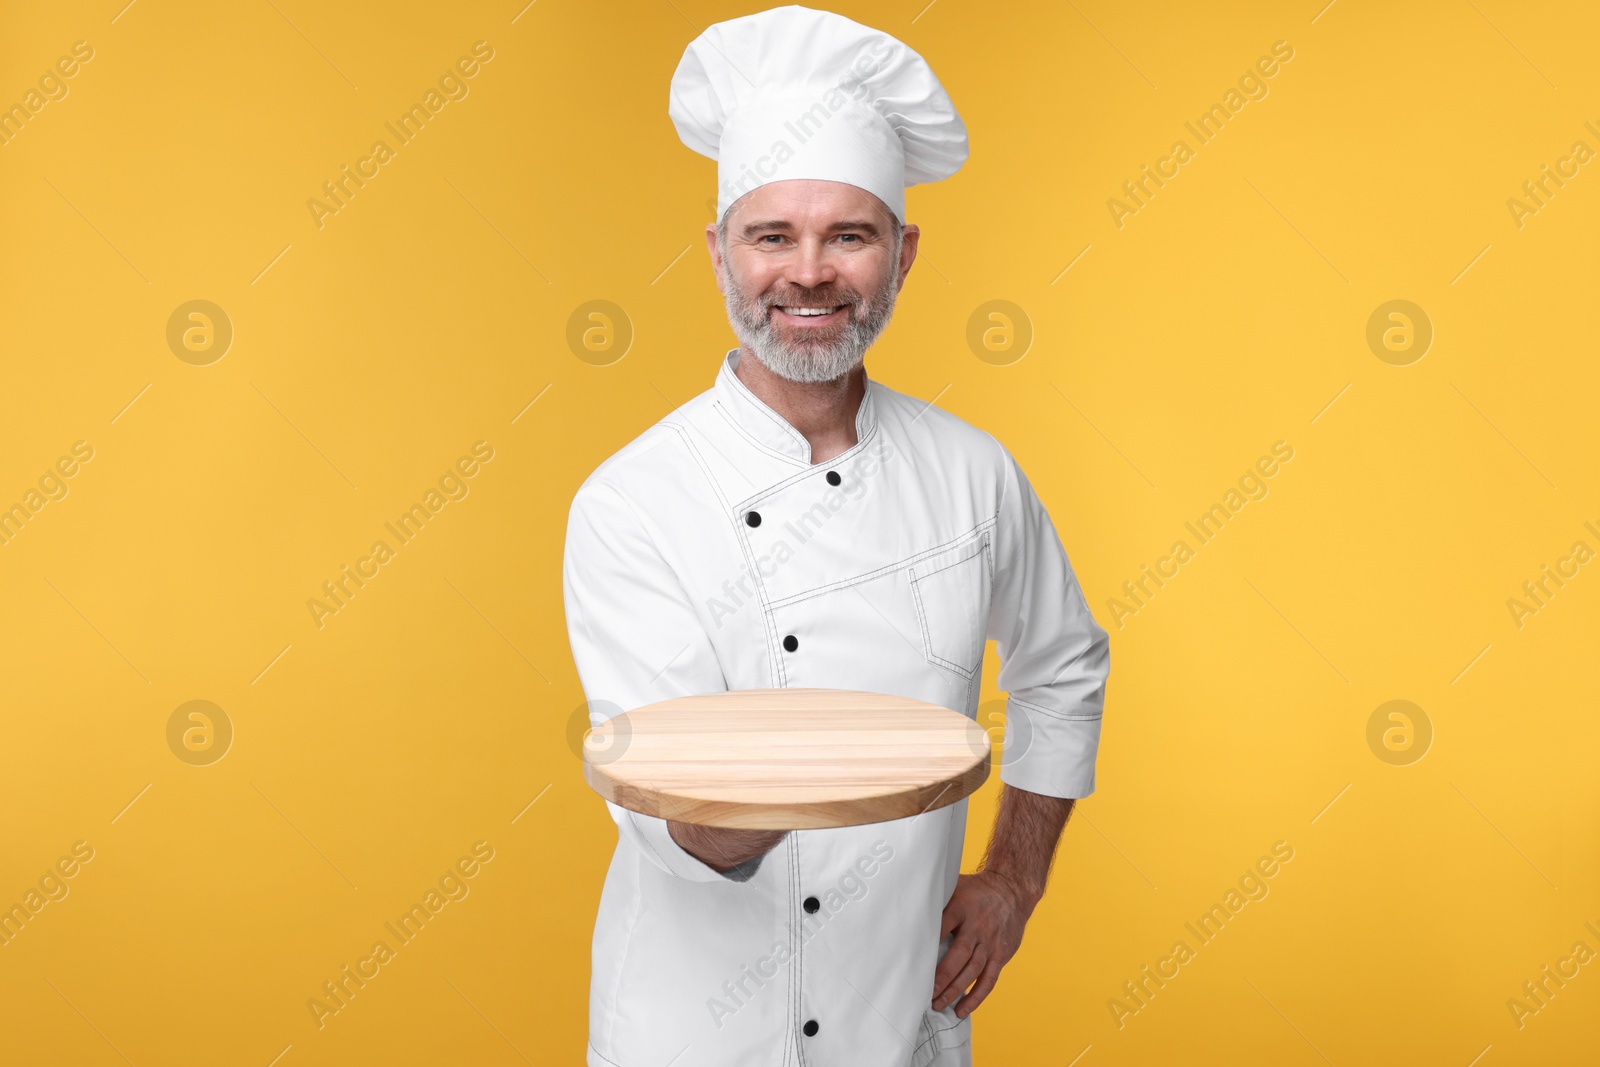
[784,236,836,291]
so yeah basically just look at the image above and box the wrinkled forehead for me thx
[724,179,896,234]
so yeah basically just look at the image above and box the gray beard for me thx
[721,262,900,384]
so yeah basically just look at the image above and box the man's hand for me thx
[667,821,786,873]
[931,869,1038,1018]
[932,786,1074,1019]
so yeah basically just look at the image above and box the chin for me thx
[749,342,864,384]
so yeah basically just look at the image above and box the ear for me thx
[895,223,920,291]
[705,223,725,294]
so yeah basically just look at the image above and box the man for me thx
[562,7,1109,1065]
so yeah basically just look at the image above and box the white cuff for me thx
[997,697,1101,799]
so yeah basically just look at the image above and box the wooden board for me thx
[582,688,991,829]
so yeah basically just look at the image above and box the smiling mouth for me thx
[771,304,849,325]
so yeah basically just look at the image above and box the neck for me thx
[734,347,866,465]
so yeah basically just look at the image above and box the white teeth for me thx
[778,306,841,316]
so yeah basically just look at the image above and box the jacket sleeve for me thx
[984,438,1111,799]
[562,475,751,883]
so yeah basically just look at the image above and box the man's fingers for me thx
[931,933,978,1005]
[954,957,1003,1019]
[933,944,987,1012]
[938,897,964,940]
[931,938,973,1001]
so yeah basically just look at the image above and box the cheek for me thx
[743,250,782,280]
[836,261,884,298]
[734,260,779,299]
[851,258,897,302]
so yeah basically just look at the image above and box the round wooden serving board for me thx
[581,688,991,829]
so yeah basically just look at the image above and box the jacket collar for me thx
[713,348,878,465]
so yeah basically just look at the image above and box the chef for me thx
[561,6,1110,1065]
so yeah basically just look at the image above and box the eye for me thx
[837,234,861,244]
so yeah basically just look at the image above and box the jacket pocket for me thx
[910,1010,936,1066]
[907,530,992,680]
[911,1006,971,1065]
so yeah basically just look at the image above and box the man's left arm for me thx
[932,438,1111,1019]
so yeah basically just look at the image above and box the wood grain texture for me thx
[582,688,992,829]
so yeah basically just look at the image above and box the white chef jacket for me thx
[562,348,1110,1067]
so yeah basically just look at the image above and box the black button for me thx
[803,896,820,913]
[782,634,798,652]
[825,470,841,486]
[745,510,761,527]
[803,1020,819,1037]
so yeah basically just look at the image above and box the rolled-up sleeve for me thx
[562,475,744,883]
[984,437,1111,799]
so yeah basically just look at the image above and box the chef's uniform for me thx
[563,347,1110,1066]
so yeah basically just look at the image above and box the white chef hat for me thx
[668,4,968,225]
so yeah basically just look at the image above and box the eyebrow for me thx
[740,218,883,239]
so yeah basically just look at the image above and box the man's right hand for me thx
[667,821,787,873]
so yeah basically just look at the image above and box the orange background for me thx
[1,1,1596,1064]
